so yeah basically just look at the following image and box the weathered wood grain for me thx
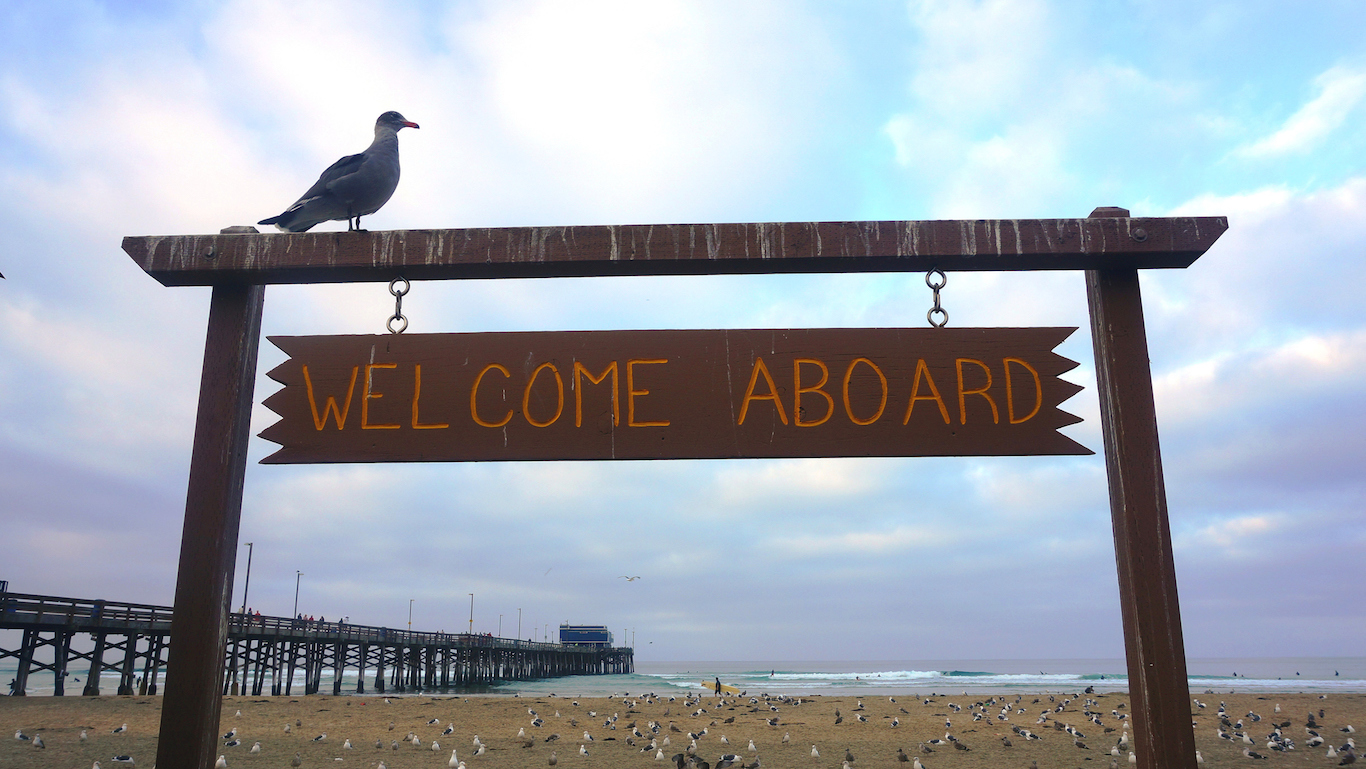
[122,217,1227,286]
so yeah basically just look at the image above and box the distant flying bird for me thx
[258,111,419,232]
[620,576,641,581]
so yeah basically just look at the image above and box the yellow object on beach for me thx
[700,681,741,694]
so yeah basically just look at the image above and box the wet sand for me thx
[1,690,1360,769]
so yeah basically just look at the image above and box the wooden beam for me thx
[1085,208,1195,769]
[122,216,1226,286]
[155,284,264,769]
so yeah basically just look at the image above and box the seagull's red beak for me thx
[403,121,420,129]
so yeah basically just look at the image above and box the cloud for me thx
[1235,64,1366,158]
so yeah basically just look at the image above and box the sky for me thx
[1,0,1364,663]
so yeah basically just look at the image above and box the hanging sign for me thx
[260,328,1089,463]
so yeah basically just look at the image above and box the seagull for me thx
[215,756,227,769]
[258,111,419,232]
[15,731,30,740]
[811,745,820,758]
[81,730,89,742]
[620,576,641,581]
[111,756,135,764]
[224,740,240,748]
[449,749,460,767]
[445,724,456,736]
[913,759,925,769]
[549,751,558,766]
[113,724,129,734]
[291,753,302,767]
[223,728,237,740]
[33,734,45,749]
[250,742,261,754]
[312,733,326,742]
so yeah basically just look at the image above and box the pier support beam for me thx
[155,284,265,769]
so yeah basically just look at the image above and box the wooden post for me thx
[83,632,106,695]
[1085,207,1195,769]
[155,284,264,769]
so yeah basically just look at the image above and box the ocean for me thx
[3,657,1362,698]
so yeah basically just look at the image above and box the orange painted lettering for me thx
[470,363,513,428]
[737,357,788,426]
[793,358,834,427]
[956,358,999,425]
[362,363,400,429]
[626,359,670,427]
[842,357,887,426]
[411,364,449,430]
[523,362,565,428]
[902,359,950,425]
[1004,357,1043,424]
[573,361,619,428]
[303,365,358,430]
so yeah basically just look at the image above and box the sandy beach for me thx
[2,690,1360,769]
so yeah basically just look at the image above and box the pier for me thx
[1,590,633,697]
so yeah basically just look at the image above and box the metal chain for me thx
[387,277,410,334]
[925,269,948,327]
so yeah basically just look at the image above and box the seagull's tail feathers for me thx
[258,198,325,232]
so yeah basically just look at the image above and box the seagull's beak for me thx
[403,121,420,129]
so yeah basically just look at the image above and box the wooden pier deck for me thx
[0,590,633,697]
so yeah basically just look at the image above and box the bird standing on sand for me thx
[259,111,419,232]
[215,756,227,769]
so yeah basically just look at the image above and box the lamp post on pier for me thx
[238,542,253,615]
[498,614,502,637]
[517,608,522,640]
[408,598,414,632]
[292,570,303,617]
[468,593,474,635]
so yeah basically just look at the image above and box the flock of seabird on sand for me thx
[10,688,1359,767]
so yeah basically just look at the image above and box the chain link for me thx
[925,269,948,327]
[387,277,410,334]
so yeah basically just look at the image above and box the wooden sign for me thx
[261,328,1088,462]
